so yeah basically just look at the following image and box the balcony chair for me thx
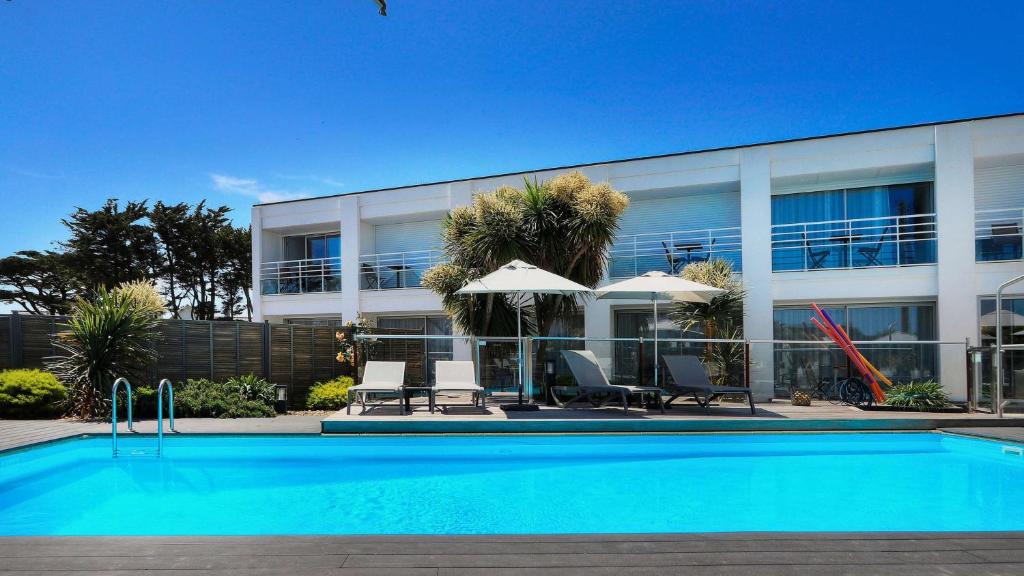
[990,223,1022,260]
[804,236,831,269]
[360,263,380,290]
[661,241,682,274]
[855,226,891,266]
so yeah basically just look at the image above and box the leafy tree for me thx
[60,200,159,291]
[422,171,628,397]
[217,225,253,320]
[149,201,193,318]
[0,250,79,314]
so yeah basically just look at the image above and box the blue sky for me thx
[1,0,1022,257]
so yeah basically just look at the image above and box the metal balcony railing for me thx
[260,257,342,295]
[608,226,743,279]
[976,207,1023,262]
[359,249,447,290]
[771,213,937,272]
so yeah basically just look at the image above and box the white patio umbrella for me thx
[596,271,723,386]
[456,259,592,411]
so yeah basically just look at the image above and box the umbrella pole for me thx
[502,293,540,412]
[517,300,523,405]
[653,295,658,387]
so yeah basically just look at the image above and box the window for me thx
[375,316,453,385]
[613,309,703,386]
[979,298,1024,403]
[771,182,936,271]
[273,232,342,294]
[773,303,937,398]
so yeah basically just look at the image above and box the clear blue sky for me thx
[2,0,1022,258]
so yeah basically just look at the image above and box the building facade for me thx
[252,114,1024,403]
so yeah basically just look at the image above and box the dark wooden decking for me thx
[1,533,1024,575]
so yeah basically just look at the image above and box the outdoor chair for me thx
[360,263,380,290]
[804,235,831,269]
[557,350,665,414]
[662,355,755,415]
[991,223,1022,260]
[347,361,406,415]
[432,360,486,412]
[856,226,891,266]
[661,241,682,274]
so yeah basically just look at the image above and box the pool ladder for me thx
[111,377,175,457]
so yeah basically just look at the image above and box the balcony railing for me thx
[360,249,447,290]
[261,257,342,295]
[608,226,743,279]
[771,213,937,272]
[976,207,1023,262]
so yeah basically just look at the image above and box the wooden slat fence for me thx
[0,314,341,408]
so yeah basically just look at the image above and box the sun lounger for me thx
[662,355,755,415]
[347,361,407,415]
[433,360,486,412]
[559,350,665,414]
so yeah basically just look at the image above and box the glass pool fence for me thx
[354,334,985,410]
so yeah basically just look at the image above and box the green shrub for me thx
[175,378,276,418]
[0,369,67,419]
[883,380,951,410]
[227,374,276,406]
[306,376,355,410]
[132,386,158,419]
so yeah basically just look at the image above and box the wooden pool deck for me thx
[2,533,1024,575]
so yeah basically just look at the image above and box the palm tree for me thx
[422,172,628,397]
[668,259,746,375]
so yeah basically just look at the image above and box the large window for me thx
[771,182,936,271]
[773,303,937,398]
[613,309,703,386]
[264,232,342,294]
[979,297,1024,403]
[375,316,453,385]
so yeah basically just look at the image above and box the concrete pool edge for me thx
[320,415,1024,434]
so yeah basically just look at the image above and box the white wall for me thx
[252,115,1024,404]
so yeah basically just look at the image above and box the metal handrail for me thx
[358,249,447,290]
[111,377,132,457]
[771,212,937,271]
[609,226,743,277]
[260,256,342,295]
[156,378,175,456]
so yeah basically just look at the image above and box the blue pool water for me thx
[1,432,1023,535]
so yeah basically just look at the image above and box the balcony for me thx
[976,208,1023,262]
[608,226,743,279]
[261,257,341,295]
[360,249,447,290]
[771,213,937,272]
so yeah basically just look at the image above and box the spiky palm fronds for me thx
[422,171,628,338]
[46,285,161,418]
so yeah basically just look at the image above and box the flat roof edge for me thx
[256,111,1024,207]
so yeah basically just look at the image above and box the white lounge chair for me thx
[558,350,665,414]
[432,360,486,412]
[347,361,407,415]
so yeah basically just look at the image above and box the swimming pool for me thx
[1,432,1022,535]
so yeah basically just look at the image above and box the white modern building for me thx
[252,113,1024,403]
